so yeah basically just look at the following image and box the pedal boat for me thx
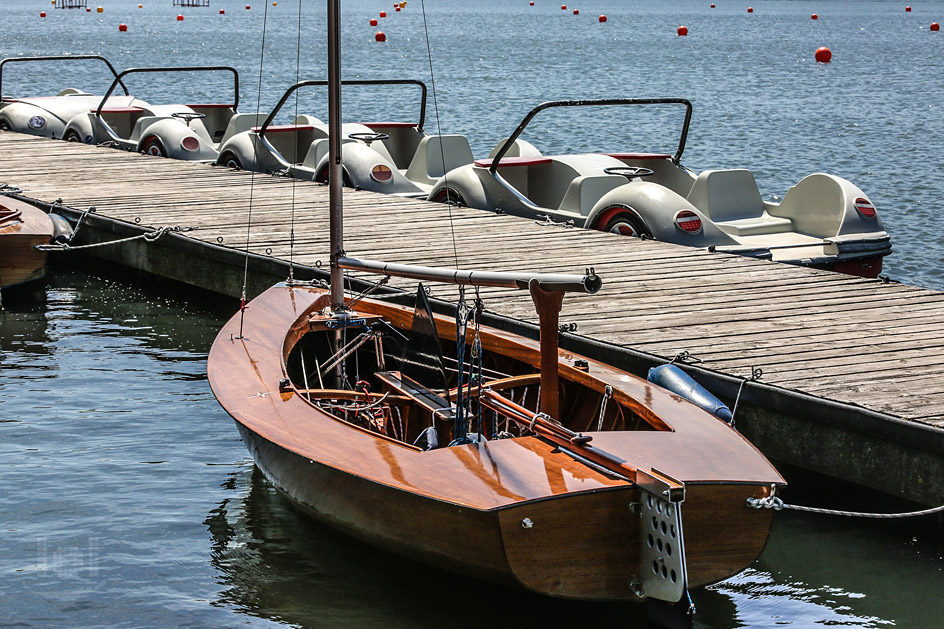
[207,275,784,602]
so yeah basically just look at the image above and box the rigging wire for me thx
[420,0,460,270]
[238,0,273,337]
[287,0,304,283]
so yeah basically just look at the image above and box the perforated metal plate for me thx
[638,469,688,602]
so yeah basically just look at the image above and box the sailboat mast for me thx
[327,0,345,311]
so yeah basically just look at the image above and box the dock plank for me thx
[2,132,942,428]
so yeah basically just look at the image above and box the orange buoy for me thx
[400,1,407,7]
[906,6,912,12]
[599,14,607,22]
[747,7,753,13]
[811,13,818,20]
[138,4,143,7]
[177,13,184,20]
[573,9,579,15]
[379,10,386,17]
[370,18,378,25]
[677,25,688,36]
[814,46,832,62]
[97,6,103,12]
[40,11,46,17]
[932,22,941,31]
[119,23,127,31]
[375,31,387,42]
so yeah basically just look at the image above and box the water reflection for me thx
[206,467,649,628]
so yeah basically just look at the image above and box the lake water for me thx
[2,0,943,626]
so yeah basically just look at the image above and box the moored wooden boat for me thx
[208,278,784,602]
[208,0,784,609]
[0,196,54,290]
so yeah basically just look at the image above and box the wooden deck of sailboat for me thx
[2,132,942,504]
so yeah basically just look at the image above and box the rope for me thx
[730,366,763,427]
[747,496,944,519]
[0,183,24,196]
[35,225,185,251]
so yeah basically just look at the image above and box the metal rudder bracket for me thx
[635,467,688,603]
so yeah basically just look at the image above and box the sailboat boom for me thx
[337,257,602,294]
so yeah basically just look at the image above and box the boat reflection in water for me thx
[206,468,942,628]
[204,467,650,627]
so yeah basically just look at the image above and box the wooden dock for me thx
[2,132,942,505]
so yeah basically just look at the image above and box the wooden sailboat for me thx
[0,196,54,292]
[207,0,784,608]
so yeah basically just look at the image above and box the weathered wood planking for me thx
[1,132,942,426]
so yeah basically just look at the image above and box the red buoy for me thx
[811,13,818,20]
[530,1,534,5]
[932,22,941,31]
[906,6,912,12]
[814,46,832,62]
[747,7,753,13]
[370,18,377,25]
[379,10,386,17]
[710,3,715,7]
[677,25,688,36]
[573,9,579,15]
[177,14,184,20]
[599,14,607,22]
[219,9,225,14]
[86,7,90,11]
[561,5,567,10]
[119,23,127,31]
[395,6,400,11]
[40,11,46,16]
[375,31,386,42]
[245,4,251,9]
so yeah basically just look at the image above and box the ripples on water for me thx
[2,0,943,289]
[2,0,944,625]
[1,275,941,626]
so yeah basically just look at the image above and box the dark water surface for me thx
[2,0,944,626]
[1,271,942,628]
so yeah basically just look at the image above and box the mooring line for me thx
[747,496,944,519]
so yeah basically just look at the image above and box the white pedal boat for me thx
[0,55,142,140]
[428,99,891,278]
[61,65,244,163]
[216,79,474,198]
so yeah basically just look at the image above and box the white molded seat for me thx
[405,135,474,185]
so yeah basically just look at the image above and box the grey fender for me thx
[589,181,737,246]
[135,117,218,161]
[427,165,493,208]
[62,113,99,144]
[313,141,424,195]
[0,102,68,138]
[216,133,282,173]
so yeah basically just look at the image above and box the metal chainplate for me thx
[637,468,688,602]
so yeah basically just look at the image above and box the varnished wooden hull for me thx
[0,197,53,289]
[209,283,784,601]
